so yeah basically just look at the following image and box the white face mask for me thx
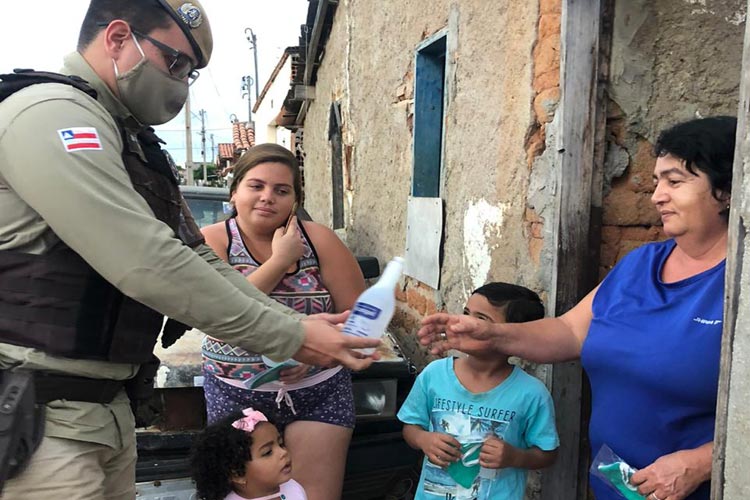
[112,34,188,125]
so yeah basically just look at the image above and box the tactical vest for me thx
[0,70,202,364]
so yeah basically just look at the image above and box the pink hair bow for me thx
[231,408,268,432]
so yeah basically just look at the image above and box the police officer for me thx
[0,1,378,498]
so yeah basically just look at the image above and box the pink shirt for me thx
[224,480,307,500]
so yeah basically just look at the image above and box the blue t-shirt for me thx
[581,239,724,500]
[397,358,559,500]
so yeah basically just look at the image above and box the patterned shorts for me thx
[202,368,355,429]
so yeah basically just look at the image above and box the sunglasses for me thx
[99,22,200,84]
[130,28,200,84]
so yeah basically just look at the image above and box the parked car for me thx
[179,185,232,227]
[134,186,420,499]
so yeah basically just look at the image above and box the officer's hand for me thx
[294,319,380,370]
[307,310,349,329]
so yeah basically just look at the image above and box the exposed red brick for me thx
[627,139,657,193]
[426,299,438,316]
[525,126,547,167]
[528,237,544,266]
[530,222,544,239]
[533,36,560,79]
[540,0,562,15]
[406,288,427,316]
[533,87,560,123]
[602,188,661,226]
[538,14,561,40]
[601,225,623,245]
[607,99,625,120]
[525,207,544,224]
[533,70,560,93]
[620,226,663,241]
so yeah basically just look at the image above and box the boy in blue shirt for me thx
[398,283,559,499]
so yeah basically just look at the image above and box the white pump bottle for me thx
[342,256,404,352]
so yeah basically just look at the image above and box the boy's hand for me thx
[479,436,518,469]
[421,433,462,468]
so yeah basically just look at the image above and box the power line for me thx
[157,127,233,132]
[206,66,231,117]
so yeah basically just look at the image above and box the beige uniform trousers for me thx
[1,433,137,500]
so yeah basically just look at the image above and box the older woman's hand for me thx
[418,313,499,355]
[630,445,712,500]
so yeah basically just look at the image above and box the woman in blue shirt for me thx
[418,116,736,500]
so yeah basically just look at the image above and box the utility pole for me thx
[242,75,254,124]
[210,133,215,165]
[185,94,194,185]
[245,28,259,101]
[199,109,207,183]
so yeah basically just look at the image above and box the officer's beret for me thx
[155,0,213,68]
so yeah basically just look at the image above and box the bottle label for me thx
[351,302,381,320]
[343,303,382,338]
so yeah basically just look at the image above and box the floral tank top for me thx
[201,217,335,385]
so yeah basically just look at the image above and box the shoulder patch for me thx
[58,127,102,152]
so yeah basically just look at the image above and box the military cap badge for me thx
[177,3,203,29]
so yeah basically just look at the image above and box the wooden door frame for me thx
[712,1,750,497]
[539,0,612,498]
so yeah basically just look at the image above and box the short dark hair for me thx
[77,0,173,51]
[471,282,545,323]
[230,143,303,204]
[654,116,736,206]
[190,409,279,500]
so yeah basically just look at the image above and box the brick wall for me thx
[600,106,664,279]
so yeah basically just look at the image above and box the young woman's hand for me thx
[270,216,305,267]
[419,432,462,468]
[279,363,312,384]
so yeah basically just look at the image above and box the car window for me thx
[184,197,228,228]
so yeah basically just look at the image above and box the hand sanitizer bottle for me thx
[342,257,404,353]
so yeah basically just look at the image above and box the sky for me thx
[0,0,308,166]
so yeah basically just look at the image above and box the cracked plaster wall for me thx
[302,0,542,353]
[302,12,556,498]
[602,0,745,275]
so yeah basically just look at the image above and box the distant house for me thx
[253,47,302,148]
[232,120,255,152]
[211,120,256,185]
[216,142,237,180]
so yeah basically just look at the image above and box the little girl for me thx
[191,408,307,500]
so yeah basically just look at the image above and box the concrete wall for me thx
[301,0,553,368]
[297,0,747,497]
[602,0,746,276]
[254,56,294,148]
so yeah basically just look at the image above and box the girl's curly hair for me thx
[190,409,276,500]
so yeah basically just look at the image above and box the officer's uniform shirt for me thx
[0,52,304,447]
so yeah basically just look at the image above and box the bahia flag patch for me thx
[58,127,103,152]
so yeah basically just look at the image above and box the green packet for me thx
[590,444,645,500]
[446,442,482,488]
[243,361,298,389]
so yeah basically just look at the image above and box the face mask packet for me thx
[446,441,482,488]
[590,444,645,500]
